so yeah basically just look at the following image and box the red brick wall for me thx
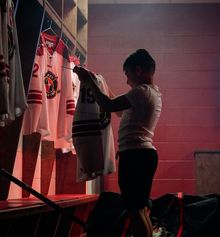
[87,4,220,197]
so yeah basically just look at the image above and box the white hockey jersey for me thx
[72,74,116,182]
[22,32,76,149]
[0,0,27,126]
[57,55,80,151]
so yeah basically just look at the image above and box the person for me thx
[73,49,162,237]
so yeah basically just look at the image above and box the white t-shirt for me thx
[118,84,162,152]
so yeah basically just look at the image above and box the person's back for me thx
[119,83,162,152]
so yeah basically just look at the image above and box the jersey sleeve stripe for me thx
[72,131,102,137]
[73,119,101,125]
[67,111,74,115]
[29,90,42,93]
[27,94,42,100]
[72,124,101,133]
[27,100,43,104]
[66,104,75,109]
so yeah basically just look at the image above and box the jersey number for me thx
[33,63,39,77]
[80,87,95,104]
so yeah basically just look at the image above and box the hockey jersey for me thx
[0,0,27,126]
[22,32,76,149]
[72,74,116,182]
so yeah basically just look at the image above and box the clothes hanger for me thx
[41,16,62,55]
[41,0,57,36]
[42,19,57,36]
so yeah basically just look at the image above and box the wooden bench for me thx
[0,194,98,237]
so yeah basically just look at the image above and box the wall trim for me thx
[89,0,220,4]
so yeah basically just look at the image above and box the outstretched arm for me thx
[107,85,124,117]
[73,67,131,112]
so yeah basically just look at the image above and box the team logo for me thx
[44,71,58,99]
[100,111,111,129]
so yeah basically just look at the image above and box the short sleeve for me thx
[125,85,151,107]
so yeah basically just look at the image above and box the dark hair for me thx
[123,49,155,74]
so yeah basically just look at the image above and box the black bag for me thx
[183,194,220,237]
[150,193,182,237]
[86,192,128,237]
[150,193,220,237]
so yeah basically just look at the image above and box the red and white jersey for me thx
[72,74,116,182]
[0,0,27,126]
[22,32,76,149]
[57,55,80,149]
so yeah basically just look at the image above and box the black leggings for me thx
[118,148,158,210]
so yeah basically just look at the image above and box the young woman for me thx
[74,49,162,237]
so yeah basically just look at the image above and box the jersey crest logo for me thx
[100,111,111,129]
[44,71,58,99]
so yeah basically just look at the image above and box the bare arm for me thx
[73,67,131,112]
[107,85,124,117]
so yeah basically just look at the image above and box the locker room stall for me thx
[0,0,98,236]
[0,0,89,200]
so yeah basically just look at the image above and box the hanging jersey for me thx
[72,74,116,182]
[0,0,27,127]
[58,56,80,153]
[22,32,76,149]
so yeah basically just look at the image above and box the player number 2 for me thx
[32,63,39,77]
[81,87,95,104]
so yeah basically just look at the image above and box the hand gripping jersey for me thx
[22,32,76,149]
[0,0,27,126]
[72,74,116,182]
